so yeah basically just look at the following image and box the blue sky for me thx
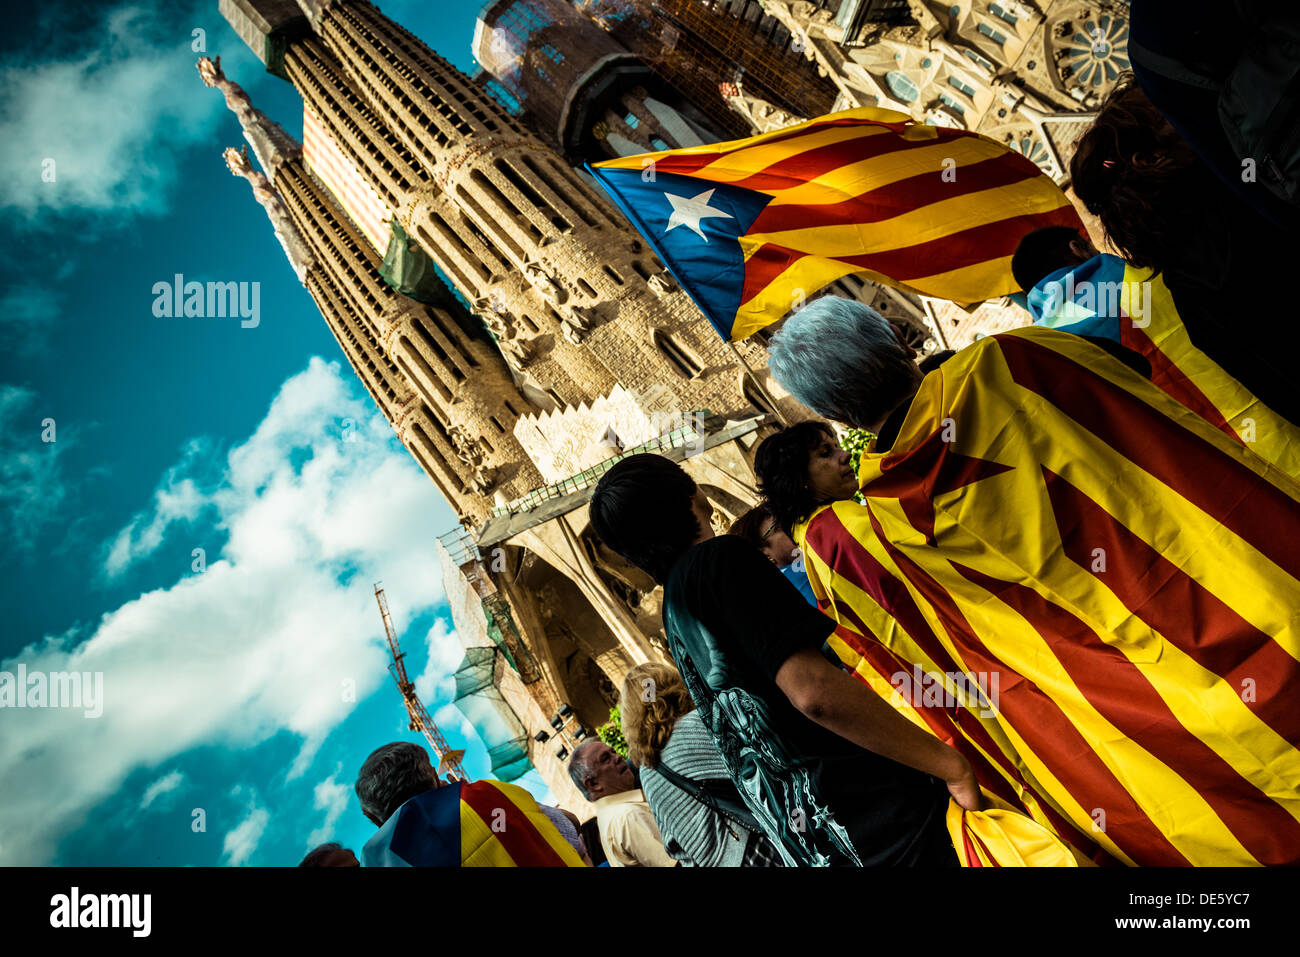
[0,0,556,865]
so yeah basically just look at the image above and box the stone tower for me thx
[201,55,544,526]
[210,0,807,811]
[473,0,734,162]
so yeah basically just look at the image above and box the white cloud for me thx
[139,770,184,811]
[413,618,464,707]
[103,438,214,579]
[305,765,350,849]
[0,358,459,864]
[221,791,269,867]
[0,4,225,218]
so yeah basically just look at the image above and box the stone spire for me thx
[222,144,316,283]
[197,55,301,175]
[199,56,315,281]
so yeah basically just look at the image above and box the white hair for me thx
[767,296,917,428]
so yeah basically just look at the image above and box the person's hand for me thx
[946,762,983,812]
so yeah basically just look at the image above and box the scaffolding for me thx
[452,646,533,782]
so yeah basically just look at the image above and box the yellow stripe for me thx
[757,136,1009,207]
[747,177,1072,256]
[458,799,517,867]
[1120,265,1300,481]
[481,780,586,866]
[688,126,896,186]
[592,105,917,171]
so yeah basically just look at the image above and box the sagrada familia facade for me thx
[204,0,1128,811]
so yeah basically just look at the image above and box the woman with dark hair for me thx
[754,420,858,541]
[1070,76,1299,424]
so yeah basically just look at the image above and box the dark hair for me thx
[754,421,838,536]
[1070,75,1199,271]
[1011,225,1086,292]
[728,504,774,547]
[588,454,702,585]
[355,742,437,826]
[299,842,345,867]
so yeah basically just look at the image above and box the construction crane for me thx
[374,582,468,782]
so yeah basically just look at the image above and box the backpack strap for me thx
[654,761,762,835]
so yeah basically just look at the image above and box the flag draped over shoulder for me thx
[361,780,586,867]
[795,325,1300,867]
[1028,253,1300,479]
[588,106,1082,340]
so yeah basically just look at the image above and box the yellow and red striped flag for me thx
[588,106,1082,340]
[796,325,1300,866]
[362,779,587,867]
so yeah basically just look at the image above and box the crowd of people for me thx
[298,30,1300,867]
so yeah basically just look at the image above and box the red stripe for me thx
[727,125,970,194]
[961,823,983,866]
[1120,326,1239,440]
[638,115,926,178]
[806,510,1112,863]
[957,545,1300,866]
[995,332,1300,575]
[861,509,1190,864]
[967,825,1001,867]
[831,612,1031,817]
[750,151,1045,234]
[861,427,1012,545]
[1043,468,1300,761]
[460,781,566,866]
[739,205,1077,307]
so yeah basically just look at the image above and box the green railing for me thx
[489,417,706,519]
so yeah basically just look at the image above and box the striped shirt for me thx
[640,710,753,867]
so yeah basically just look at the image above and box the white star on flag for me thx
[663,188,734,242]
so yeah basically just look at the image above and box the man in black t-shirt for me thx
[589,453,979,866]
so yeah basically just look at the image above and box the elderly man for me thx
[760,295,1300,867]
[356,741,586,867]
[568,740,677,867]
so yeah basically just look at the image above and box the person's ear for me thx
[888,319,917,358]
[1068,237,1096,261]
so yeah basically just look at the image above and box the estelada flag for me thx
[587,106,1082,340]
[795,325,1300,866]
[361,779,586,867]
[1027,253,1300,479]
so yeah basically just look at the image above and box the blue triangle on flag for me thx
[587,165,773,340]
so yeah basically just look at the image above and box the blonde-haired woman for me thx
[619,662,781,867]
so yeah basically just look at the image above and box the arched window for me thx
[885,71,920,103]
[652,330,702,379]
